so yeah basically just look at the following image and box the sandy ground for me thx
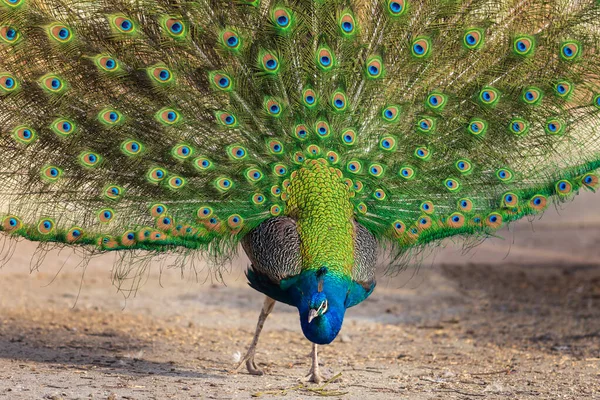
[0,193,599,399]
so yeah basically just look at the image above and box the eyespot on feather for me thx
[41,166,62,182]
[529,194,547,211]
[121,140,143,156]
[416,117,436,133]
[426,93,447,111]
[502,192,519,207]
[227,214,244,229]
[353,180,364,193]
[120,231,136,246]
[156,108,180,125]
[2,215,21,232]
[448,213,465,228]
[479,87,500,106]
[271,7,292,31]
[148,167,167,183]
[260,51,280,73]
[373,189,386,200]
[216,111,237,127]
[167,176,185,189]
[95,55,119,72]
[346,160,362,174]
[331,91,347,111]
[554,80,573,98]
[157,215,174,230]
[171,144,193,160]
[162,17,186,38]
[366,56,384,78]
[307,144,321,156]
[315,120,330,138]
[545,118,565,135]
[420,201,434,214]
[79,151,102,168]
[150,204,167,218]
[513,35,535,56]
[368,163,384,177]
[37,218,55,234]
[560,41,581,61]
[209,71,233,91]
[215,177,234,191]
[227,145,247,161]
[316,46,335,70]
[98,108,123,126]
[294,124,309,141]
[39,74,67,93]
[51,118,75,137]
[399,166,415,180]
[270,205,282,216]
[220,28,242,50]
[458,198,473,212]
[509,118,529,135]
[47,24,73,43]
[194,157,213,171]
[98,209,114,223]
[417,216,432,230]
[339,11,356,36]
[379,136,396,151]
[387,0,407,16]
[0,26,21,44]
[66,227,83,243]
[463,29,484,50]
[245,167,263,183]
[326,151,339,164]
[496,168,514,182]
[485,212,503,229]
[357,202,367,214]
[411,37,431,58]
[264,97,282,116]
[0,73,19,94]
[109,15,136,34]
[455,159,472,174]
[522,87,542,105]
[303,88,318,108]
[341,129,356,145]
[382,105,400,122]
[252,193,266,205]
[555,179,572,195]
[414,146,431,161]
[392,220,406,236]
[104,185,124,200]
[273,164,287,176]
[268,139,284,154]
[444,178,460,191]
[468,118,487,136]
[270,185,281,197]
[582,173,599,190]
[12,126,36,144]
[148,65,173,84]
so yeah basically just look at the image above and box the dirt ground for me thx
[0,192,599,400]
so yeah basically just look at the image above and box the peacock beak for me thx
[308,308,319,324]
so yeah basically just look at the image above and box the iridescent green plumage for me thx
[1,0,600,380]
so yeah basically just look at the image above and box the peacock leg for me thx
[233,296,276,375]
[306,343,325,384]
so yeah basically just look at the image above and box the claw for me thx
[233,352,264,375]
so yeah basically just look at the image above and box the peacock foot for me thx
[306,367,325,384]
[233,351,264,376]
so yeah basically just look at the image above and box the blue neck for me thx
[291,271,349,345]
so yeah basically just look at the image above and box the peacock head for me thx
[296,266,348,345]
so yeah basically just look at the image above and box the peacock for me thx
[1,0,600,384]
